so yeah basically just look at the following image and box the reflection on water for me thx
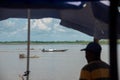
[0,44,112,80]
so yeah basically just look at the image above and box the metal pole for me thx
[26,9,31,80]
[109,0,119,80]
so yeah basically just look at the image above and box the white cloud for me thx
[1,20,15,27]
[7,28,23,37]
[54,26,66,32]
[25,18,62,32]
[42,18,53,23]
[9,31,17,35]
[31,19,51,31]
[22,22,28,30]
[57,28,65,32]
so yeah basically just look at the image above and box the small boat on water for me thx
[42,48,68,52]
[19,54,40,59]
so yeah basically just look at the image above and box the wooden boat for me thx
[19,54,40,59]
[42,48,68,52]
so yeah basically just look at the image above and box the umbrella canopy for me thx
[60,2,109,39]
[0,1,120,39]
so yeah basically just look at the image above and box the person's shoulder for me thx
[82,63,94,72]
[99,61,110,68]
[82,61,110,72]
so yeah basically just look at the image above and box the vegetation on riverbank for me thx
[0,40,120,45]
[0,40,111,44]
[0,41,90,44]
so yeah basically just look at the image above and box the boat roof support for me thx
[26,9,31,80]
[109,0,119,80]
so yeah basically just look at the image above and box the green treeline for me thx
[0,40,120,44]
[0,41,90,44]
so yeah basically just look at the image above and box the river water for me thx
[0,44,119,80]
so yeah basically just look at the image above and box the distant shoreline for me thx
[0,41,90,45]
[0,40,116,45]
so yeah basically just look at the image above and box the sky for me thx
[0,18,93,41]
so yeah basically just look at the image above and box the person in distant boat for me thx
[79,42,110,80]
[42,48,45,52]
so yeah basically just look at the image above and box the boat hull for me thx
[42,49,68,52]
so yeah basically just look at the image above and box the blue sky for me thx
[0,18,93,41]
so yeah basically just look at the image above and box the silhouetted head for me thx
[81,42,102,63]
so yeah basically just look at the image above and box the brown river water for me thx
[0,44,119,80]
